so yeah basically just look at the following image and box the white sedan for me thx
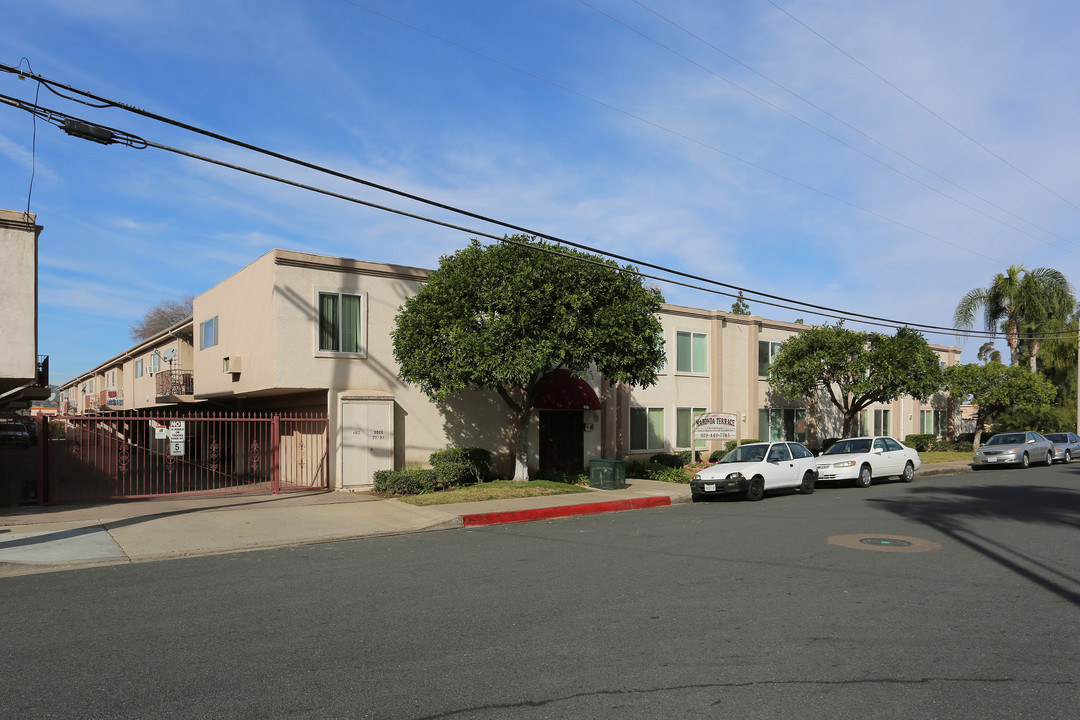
[690,441,818,502]
[815,436,921,487]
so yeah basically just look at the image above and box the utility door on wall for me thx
[341,399,394,486]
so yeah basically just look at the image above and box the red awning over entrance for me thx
[535,370,602,410]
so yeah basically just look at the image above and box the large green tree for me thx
[953,265,1074,369]
[392,236,666,480]
[943,362,1057,448]
[768,324,944,438]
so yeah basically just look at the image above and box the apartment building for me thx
[0,209,49,409]
[57,248,960,487]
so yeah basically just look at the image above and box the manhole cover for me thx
[859,537,912,547]
[827,534,942,553]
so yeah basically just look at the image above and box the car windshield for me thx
[719,444,768,463]
[986,433,1025,446]
[824,438,872,454]
[1045,434,1068,443]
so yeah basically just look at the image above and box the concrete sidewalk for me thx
[0,461,973,578]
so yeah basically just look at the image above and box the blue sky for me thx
[3,0,1079,384]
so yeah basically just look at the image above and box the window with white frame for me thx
[758,407,806,442]
[675,331,707,374]
[758,340,783,377]
[676,407,708,450]
[135,359,143,378]
[630,407,665,452]
[921,409,946,437]
[318,292,364,354]
[873,408,891,436]
[200,316,219,350]
[149,352,160,373]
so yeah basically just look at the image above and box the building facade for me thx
[57,248,961,488]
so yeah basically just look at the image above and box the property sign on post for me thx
[693,412,738,441]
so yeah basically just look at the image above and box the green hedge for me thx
[904,434,937,452]
[627,461,691,483]
[429,447,492,486]
[373,467,439,495]
[721,440,764,451]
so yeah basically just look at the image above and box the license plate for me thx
[986,457,997,462]
[704,483,716,492]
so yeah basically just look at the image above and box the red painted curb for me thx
[460,496,671,527]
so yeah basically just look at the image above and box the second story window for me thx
[758,340,783,377]
[200,317,219,350]
[676,331,707,373]
[319,292,363,354]
[135,359,144,378]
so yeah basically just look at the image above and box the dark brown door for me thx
[538,410,584,473]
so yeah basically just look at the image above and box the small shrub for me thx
[374,467,438,495]
[626,460,691,483]
[709,449,726,463]
[533,469,589,485]
[429,447,493,487]
[724,438,763,452]
[820,438,840,453]
[649,453,684,469]
[904,434,937,452]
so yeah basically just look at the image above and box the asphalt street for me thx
[2,464,1078,719]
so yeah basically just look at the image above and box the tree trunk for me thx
[513,408,531,481]
[1006,317,1021,367]
[1028,341,1039,372]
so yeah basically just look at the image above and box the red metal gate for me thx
[31,412,328,504]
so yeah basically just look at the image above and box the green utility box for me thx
[589,459,627,490]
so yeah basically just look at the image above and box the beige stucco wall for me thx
[0,209,40,395]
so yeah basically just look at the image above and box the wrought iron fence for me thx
[33,411,328,503]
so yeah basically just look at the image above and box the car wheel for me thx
[1065,450,1072,464]
[746,476,765,502]
[901,461,915,483]
[854,464,872,488]
[1044,451,1053,466]
[800,471,815,494]
[1021,452,1030,469]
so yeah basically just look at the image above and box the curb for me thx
[460,496,672,527]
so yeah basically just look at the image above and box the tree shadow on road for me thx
[868,483,1080,607]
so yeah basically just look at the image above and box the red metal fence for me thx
[4,411,328,505]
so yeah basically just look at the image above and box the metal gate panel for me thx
[37,411,328,504]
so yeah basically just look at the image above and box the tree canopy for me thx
[953,265,1074,369]
[729,291,750,315]
[129,295,194,341]
[392,236,666,480]
[768,324,943,437]
[943,362,1057,448]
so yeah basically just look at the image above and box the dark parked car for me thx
[0,420,31,448]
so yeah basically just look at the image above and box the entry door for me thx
[341,400,393,487]
[538,410,584,474]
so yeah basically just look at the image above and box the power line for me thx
[624,0,1080,251]
[767,0,1080,213]
[2,90,1074,345]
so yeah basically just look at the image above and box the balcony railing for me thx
[155,369,194,399]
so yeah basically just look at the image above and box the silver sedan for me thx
[1044,432,1080,463]
[972,431,1054,469]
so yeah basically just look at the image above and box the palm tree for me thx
[953,265,1074,368]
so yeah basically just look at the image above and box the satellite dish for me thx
[161,348,177,362]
